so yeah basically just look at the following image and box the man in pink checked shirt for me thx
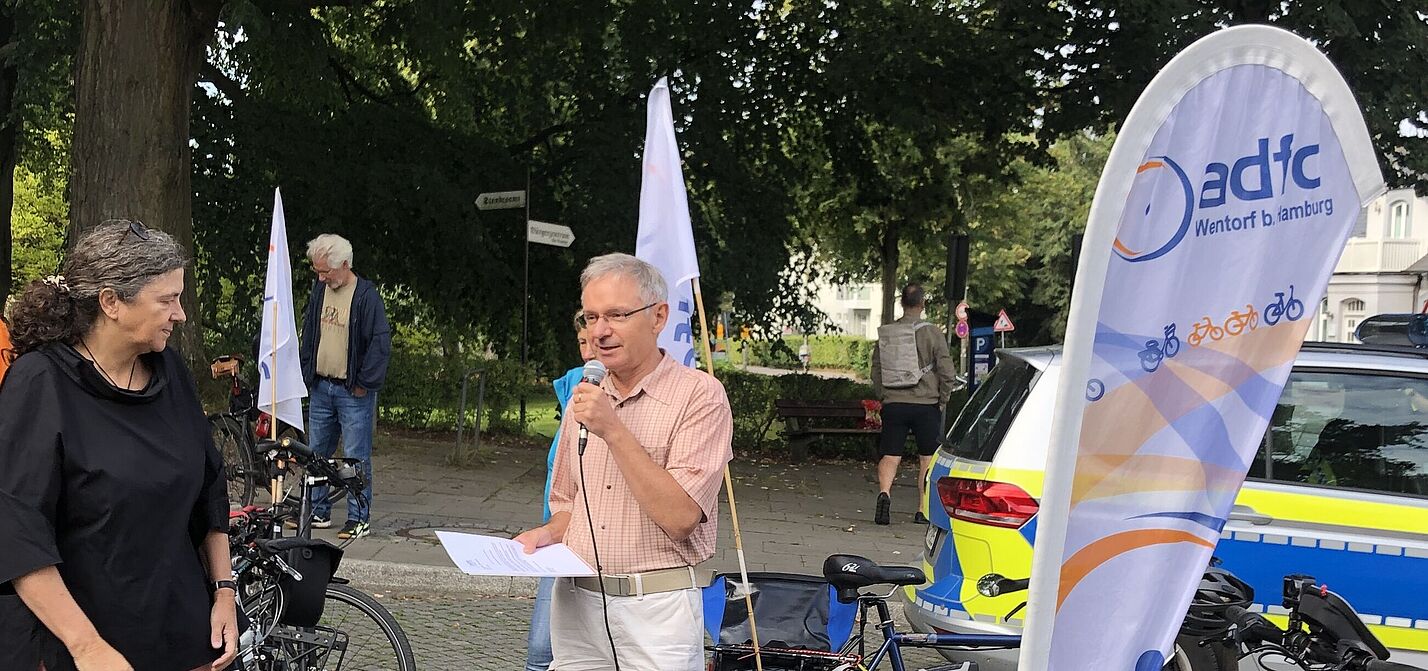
[516,253,733,671]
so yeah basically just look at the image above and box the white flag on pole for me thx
[258,188,307,434]
[636,77,700,368]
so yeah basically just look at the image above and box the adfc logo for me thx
[1113,156,1194,263]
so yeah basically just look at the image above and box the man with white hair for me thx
[298,233,391,539]
[516,252,733,671]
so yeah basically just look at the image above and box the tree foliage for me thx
[8,0,1426,374]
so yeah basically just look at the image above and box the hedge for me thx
[379,345,542,434]
[746,335,876,375]
[717,366,881,459]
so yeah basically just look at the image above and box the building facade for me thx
[810,190,1428,345]
[1310,188,1428,343]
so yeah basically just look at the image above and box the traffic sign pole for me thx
[520,166,531,429]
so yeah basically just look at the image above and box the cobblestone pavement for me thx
[361,584,954,670]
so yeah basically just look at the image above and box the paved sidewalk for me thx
[313,429,934,593]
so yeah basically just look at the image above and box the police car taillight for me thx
[937,477,1038,528]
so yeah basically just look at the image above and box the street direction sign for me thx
[527,220,574,247]
[476,190,527,210]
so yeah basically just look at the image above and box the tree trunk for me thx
[68,0,223,366]
[0,5,19,307]
[880,218,900,325]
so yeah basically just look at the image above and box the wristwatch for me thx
[213,579,238,593]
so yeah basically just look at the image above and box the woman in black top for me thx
[0,221,238,671]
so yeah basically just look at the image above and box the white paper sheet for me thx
[435,530,596,577]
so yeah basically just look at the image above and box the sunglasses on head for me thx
[102,218,151,241]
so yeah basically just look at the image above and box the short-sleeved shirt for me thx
[0,344,229,671]
[549,353,734,574]
[316,281,356,379]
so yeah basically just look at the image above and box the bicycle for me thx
[1189,316,1227,347]
[1194,571,1424,671]
[1140,324,1180,373]
[229,437,416,671]
[708,554,1217,671]
[1264,285,1306,326]
[1224,304,1260,336]
[209,354,304,507]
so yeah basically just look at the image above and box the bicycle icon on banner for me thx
[1138,324,1181,373]
[1264,284,1305,326]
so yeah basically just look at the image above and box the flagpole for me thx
[692,277,764,671]
[270,300,281,505]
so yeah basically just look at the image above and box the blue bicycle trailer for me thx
[703,571,862,670]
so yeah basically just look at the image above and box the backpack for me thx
[876,321,935,389]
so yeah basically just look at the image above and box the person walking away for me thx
[298,233,391,540]
[871,283,956,525]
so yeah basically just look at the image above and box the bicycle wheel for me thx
[212,414,257,507]
[320,583,416,671]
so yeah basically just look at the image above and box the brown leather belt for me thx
[571,566,703,597]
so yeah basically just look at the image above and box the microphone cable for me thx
[578,446,622,671]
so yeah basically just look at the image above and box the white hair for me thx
[306,233,354,268]
[580,253,667,305]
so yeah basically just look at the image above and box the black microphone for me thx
[577,359,608,456]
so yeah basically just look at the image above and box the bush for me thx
[717,367,878,459]
[380,345,541,433]
[746,335,876,376]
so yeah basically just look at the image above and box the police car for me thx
[904,317,1428,670]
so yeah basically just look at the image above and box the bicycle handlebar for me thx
[975,574,1030,597]
[1363,661,1425,671]
[1223,605,1279,646]
[279,436,316,460]
[995,577,1030,594]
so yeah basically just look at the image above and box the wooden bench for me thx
[774,399,879,459]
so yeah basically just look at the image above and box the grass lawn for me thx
[525,393,561,440]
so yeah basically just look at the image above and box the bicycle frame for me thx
[840,588,1021,671]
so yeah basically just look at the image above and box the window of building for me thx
[834,285,871,302]
[851,308,871,336]
[1389,200,1410,238]
[1340,298,1365,343]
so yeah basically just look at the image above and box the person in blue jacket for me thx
[525,315,593,671]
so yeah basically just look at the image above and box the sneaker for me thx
[913,511,930,525]
[338,520,370,540]
[875,493,891,525]
[284,514,331,530]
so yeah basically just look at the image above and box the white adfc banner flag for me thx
[258,188,308,434]
[1020,25,1384,671]
[636,77,700,368]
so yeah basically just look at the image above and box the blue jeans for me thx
[308,378,376,522]
[524,577,555,670]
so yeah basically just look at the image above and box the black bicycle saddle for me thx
[822,554,926,603]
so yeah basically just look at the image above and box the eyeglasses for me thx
[577,303,657,328]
